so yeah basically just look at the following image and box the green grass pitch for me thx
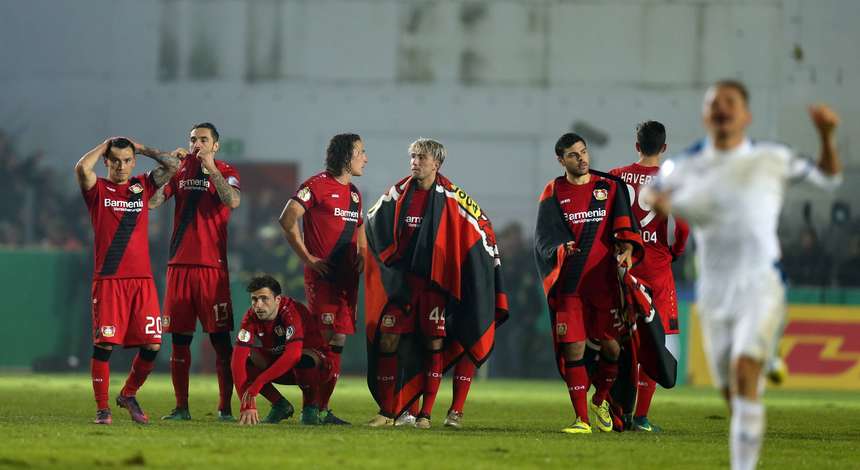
[0,374,858,469]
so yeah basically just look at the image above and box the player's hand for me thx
[197,150,218,172]
[126,137,144,153]
[809,104,840,137]
[563,241,577,255]
[171,148,189,160]
[616,242,634,268]
[238,409,260,426]
[307,255,332,277]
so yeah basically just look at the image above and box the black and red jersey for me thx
[291,171,362,268]
[235,298,306,356]
[554,175,625,295]
[162,157,240,270]
[82,175,157,280]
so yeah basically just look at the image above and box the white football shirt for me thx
[657,138,841,319]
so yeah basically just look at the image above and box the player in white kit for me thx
[652,80,842,470]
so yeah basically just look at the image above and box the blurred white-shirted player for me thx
[652,80,842,470]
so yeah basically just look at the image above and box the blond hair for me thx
[409,138,446,166]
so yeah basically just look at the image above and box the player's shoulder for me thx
[215,159,237,172]
[348,183,362,198]
[279,297,304,319]
[302,171,332,188]
[750,139,795,160]
[608,164,632,176]
[674,139,708,161]
[540,176,563,200]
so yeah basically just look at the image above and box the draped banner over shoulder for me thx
[533,171,644,377]
[365,173,508,416]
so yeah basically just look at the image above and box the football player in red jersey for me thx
[76,136,182,424]
[610,121,689,432]
[279,133,368,425]
[534,133,643,434]
[231,275,336,426]
[150,122,242,422]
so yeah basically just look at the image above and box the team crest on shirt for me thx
[351,191,359,203]
[238,329,251,343]
[382,314,395,328]
[274,325,285,336]
[285,326,295,339]
[129,183,144,194]
[321,313,335,325]
[101,326,116,338]
[593,189,608,201]
[163,316,171,328]
[298,187,312,202]
[556,323,567,337]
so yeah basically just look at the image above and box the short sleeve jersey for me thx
[659,138,842,318]
[235,298,305,356]
[162,157,240,270]
[610,163,688,283]
[291,171,363,263]
[554,176,622,294]
[82,174,157,280]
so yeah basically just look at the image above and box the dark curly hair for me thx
[325,133,362,176]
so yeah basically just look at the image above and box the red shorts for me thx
[648,277,680,335]
[163,265,233,334]
[305,270,356,335]
[91,278,162,346]
[553,291,621,343]
[379,274,448,337]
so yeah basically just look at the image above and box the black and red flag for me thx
[365,174,508,416]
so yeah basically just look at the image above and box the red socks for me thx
[635,371,657,418]
[318,346,342,410]
[295,366,321,408]
[121,348,158,397]
[211,338,234,413]
[419,350,443,418]
[170,344,191,408]
[564,358,590,423]
[592,356,619,405]
[450,358,475,413]
[91,347,111,410]
[377,352,397,417]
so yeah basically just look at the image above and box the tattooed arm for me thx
[149,184,170,209]
[198,150,241,209]
[132,140,185,188]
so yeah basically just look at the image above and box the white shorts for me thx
[698,268,786,389]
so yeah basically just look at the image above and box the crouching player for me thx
[231,275,335,425]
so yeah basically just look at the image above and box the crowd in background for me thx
[2,128,859,374]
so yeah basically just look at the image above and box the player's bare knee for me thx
[249,349,269,369]
[379,333,400,353]
[426,337,443,351]
[600,338,620,360]
[143,344,160,352]
[330,333,347,347]
[733,356,762,399]
[562,341,586,362]
[297,352,319,368]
